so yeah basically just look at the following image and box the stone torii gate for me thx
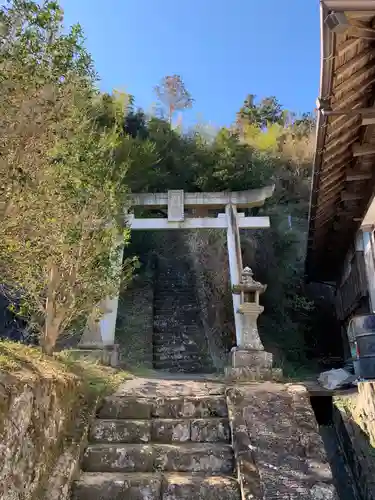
[80,186,275,372]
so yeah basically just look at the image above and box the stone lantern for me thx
[228,267,277,379]
[233,267,267,350]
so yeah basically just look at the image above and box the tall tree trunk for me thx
[42,263,63,354]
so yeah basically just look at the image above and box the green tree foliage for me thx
[1,0,320,368]
[237,94,285,129]
[0,1,155,353]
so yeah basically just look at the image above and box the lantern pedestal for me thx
[238,302,265,350]
[230,347,273,369]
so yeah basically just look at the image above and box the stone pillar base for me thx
[230,347,273,369]
[72,344,119,367]
[225,347,282,382]
[225,366,283,382]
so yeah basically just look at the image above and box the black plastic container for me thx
[350,314,375,379]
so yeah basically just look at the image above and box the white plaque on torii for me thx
[168,190,184,222]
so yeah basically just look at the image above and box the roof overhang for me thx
[306,0,375,282]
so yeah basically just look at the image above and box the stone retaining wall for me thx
[333,381,375,500]
[0,359,95,500]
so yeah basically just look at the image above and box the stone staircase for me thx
[71,390,240,499]
[152,249,213,373]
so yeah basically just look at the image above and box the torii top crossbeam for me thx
[126,186,275,230]
[128,186,275,209]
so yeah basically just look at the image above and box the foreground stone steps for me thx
[72,472,240,500]
[82,442,234,473]
[72,389,238,499]
[98,396,228,419]
[89,418,230,443]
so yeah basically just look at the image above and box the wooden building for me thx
[306,1,375,331]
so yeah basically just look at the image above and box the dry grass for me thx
[0,340,132,397]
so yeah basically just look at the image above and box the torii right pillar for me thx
[225,267,282,381]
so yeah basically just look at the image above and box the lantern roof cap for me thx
[240,267,267,293]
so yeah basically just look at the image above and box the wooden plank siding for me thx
[336,251,368,320]
[306,3,375,282]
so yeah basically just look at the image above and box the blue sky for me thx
[60,0,320,128]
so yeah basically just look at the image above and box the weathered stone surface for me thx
[162,473,240,500]
[333,400,375,500]
[230,348,273,369]
[82,444,154,472]
[225,366,283,382]
[227,384,338,500]
[226,406,263,500]
[89,419,151,443]
[357,380,375,446]
[190,418,230,442]
[152,419,190,443]
[72,345,119,367]
[97,397,152,419]
[72,472,162,500]
[0,369,94,500]
[306,458,333,483]
[153,443,234,473]
[287,384,327,463]
[310,483,338,499]
[113,377,225,398]
[152,396,228,418]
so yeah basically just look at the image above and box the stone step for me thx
[153,345,201,354]
[152,331,201,341]
[153,353,202,363]
[72,472,240,500]
[152,342,186,352]
[152,344,200,354]
[152,397,228,419]
[153,301,200,310]
[152,330,201,340]
[152,357,204,373]
[98,396,228,419]
[154,288,194,295]
[89,418,230,444]
[71,472,161,500]
[162,473,240,500]
[153,360,205,372]
[152,341,200,351]
[82,443,234,474]
[153,318,200,327]
[89,419,151,444]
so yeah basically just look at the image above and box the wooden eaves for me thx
[306,0,375,282]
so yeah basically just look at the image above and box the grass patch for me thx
[0,340,132,397]
[56,349,132,397]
